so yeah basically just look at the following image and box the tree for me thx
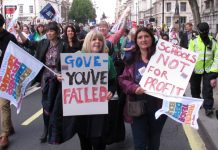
[188,0,201,26]
[101,12,107,20]
[69,0,96,24]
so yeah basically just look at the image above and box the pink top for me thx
[105,28,124,45]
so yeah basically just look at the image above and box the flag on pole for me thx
[40,3,56,20]
[155,95,203,129]
[110,6,130,33]
[0,41,44,113]
[40,3,62,23]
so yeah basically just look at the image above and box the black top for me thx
[0,29,17,66]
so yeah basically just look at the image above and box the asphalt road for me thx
[3,89,191,150]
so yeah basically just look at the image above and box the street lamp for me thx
[162,0,164,25]
[0,0,2,14]
[173,0,180,31]
[136,2,138,25]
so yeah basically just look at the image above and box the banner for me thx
[61,53,109,116]
[139,39,198,99]
[40,3,56,20]
[39,3,63,23]
[53,6,62,23]
[0,41,43,113]
[155,95,203,129]
[7,8,18,35]
[4,5,17,19]
[110,6,130,33]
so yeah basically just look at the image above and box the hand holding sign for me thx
[56,74,64,82]
[135,87,145,95]
[139,39,199,99]
[123,6,130,18]
[107,91,113,100]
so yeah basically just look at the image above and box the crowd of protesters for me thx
[1,10,218,150]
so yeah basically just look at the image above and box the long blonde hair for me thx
[82,30,109,53]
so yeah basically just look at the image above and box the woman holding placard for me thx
[76,30,117,150]
[118,27,167,150]
[14,21,78,144]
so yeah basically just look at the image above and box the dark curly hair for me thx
[63,25,78,43]
[125,27,156,65]
[46,21,60,35]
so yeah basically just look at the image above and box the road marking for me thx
[183,125,206,150]
[21,108,43,126]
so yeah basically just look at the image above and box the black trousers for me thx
[78,134,106,150]
[190,72,214,109]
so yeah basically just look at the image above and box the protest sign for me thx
[110,6,130,33]
[61,53,109,116]
[4,5,17,19]
[155,95,203,129]
[139,39,198,99]
[0,41,43,113]
[39,3,62,23]
[40,3,56,20]
[7,8,18,35]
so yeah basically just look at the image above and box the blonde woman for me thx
[77,30,117,150]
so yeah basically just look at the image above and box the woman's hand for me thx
[14,23,22,33]
[56,74,64,82]
[107,91,113,100]
[210,79,217,88]
[135,87,145,95]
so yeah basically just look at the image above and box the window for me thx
[19,5,23,14]
[205,0,210,9]
[180,2,186,11]
[180,17,186,24]
[166,17,171,27]
[166,3,171,12]
[29,5,33,13]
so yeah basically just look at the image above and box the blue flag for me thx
[40,3,56,20]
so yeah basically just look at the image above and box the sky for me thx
[92,0,116,23]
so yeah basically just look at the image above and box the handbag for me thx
[127,95,147,117]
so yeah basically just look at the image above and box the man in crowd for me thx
[180,22,197,49]
[0,14,17,148]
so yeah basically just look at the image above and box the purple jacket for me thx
[118,64,162,123]
[118,64,139,95]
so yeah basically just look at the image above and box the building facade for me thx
[200,0,218,34]
[2,0,69,24]
[61,0,71,22]
[116,0,193,28]
[151,0,192,28]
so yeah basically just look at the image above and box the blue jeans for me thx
[131,111,167,150]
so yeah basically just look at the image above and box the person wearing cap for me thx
[0,14,17,148]
[188,22,218,117]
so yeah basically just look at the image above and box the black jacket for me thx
[42,76,77,144]
[0,29,17,66]
[23,39,68,82]
[180,31,196,49]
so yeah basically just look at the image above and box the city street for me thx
[5,89,191,150]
